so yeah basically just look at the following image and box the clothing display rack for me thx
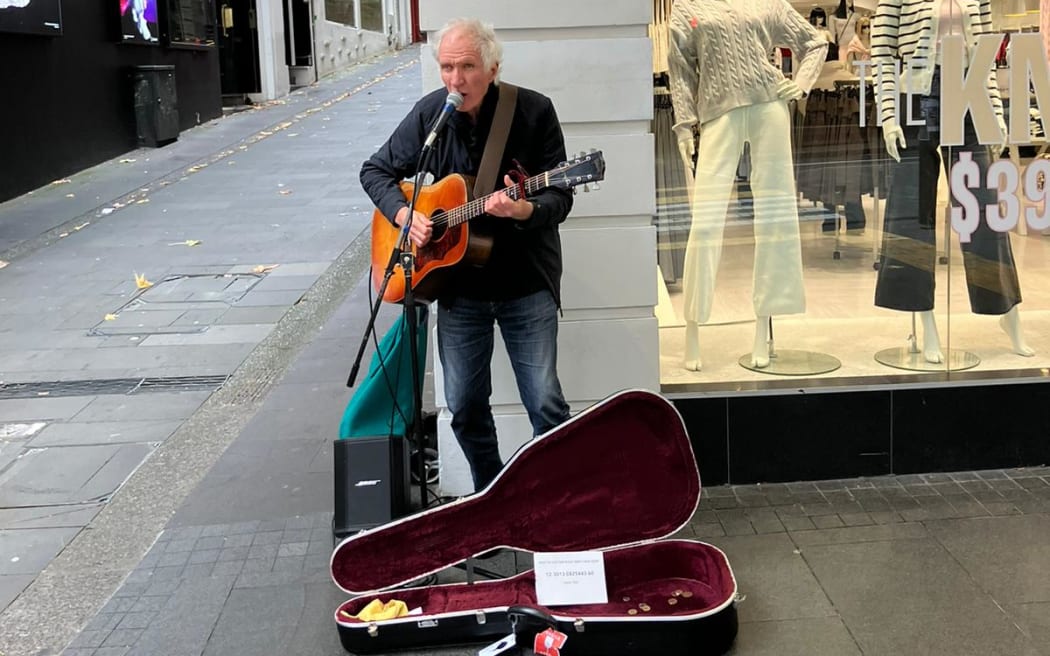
[796,79,890,266]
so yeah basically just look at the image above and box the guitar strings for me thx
[428,176,545,228]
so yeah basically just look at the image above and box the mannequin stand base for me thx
[874,347,980,372]
[737,349,841,376]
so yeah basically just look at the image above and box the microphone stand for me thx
[347,144,437,516]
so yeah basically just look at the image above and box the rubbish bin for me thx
[131,65,179,147]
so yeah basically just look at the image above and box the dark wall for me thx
[675,380,1050,486]
[0,2,221,203]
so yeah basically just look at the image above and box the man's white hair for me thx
[433,18,503,81]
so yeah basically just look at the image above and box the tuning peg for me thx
[590,148,598,154]
[582,184,590,192]
[592,182,601,191]
[578,151,587,159]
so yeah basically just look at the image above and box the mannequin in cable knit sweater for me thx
[872,0,1032,363]
[668,0,827,370]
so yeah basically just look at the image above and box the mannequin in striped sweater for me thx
[872,0,1033,362]
[668,0,827,371]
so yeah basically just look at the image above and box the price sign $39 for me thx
[951,153,1050,241]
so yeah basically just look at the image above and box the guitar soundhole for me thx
[430,209,448,242]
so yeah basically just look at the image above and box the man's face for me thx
[437,29,498,118]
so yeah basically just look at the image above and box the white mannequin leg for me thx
[918,310,944,364]
[684,321,702,371]
[751,315,771,368]
[999,305,1035,356]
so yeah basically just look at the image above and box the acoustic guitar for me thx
[370,151,606,303]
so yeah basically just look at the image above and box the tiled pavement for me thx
[51,466,1050,656]
[692,468,1050,537]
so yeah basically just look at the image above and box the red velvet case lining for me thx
[336,540,735,622]
[331,390,701,595]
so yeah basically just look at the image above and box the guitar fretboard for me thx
[437,173,549,228]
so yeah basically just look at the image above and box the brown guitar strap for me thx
[473,82,518,199]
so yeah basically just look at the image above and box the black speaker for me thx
[332,435,411,542]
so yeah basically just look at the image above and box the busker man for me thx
[360,17,572,492]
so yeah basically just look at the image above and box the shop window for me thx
[652,0,1050,393]
[360,0,383,33]
[325,0,355,27]
[166,0,218,47]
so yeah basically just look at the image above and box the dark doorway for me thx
[217,0,261,102]
[283,0,314,68]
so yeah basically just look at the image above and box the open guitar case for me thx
[330,389,738,655]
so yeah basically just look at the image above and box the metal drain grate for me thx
[0,375,230,399]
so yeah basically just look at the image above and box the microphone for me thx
[422,92,463,150]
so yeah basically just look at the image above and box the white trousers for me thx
[682,100,806,325]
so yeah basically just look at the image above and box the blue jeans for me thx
[437,290,570,491]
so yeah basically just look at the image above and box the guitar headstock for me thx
[549,150,606,192]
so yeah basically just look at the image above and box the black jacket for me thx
[360,82,573,306]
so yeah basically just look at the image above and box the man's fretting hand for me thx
[484,174,535,221]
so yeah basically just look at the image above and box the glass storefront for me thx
[652,0,1050,394]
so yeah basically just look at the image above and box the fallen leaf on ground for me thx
[0,261,8,270]
[119,158,137,163]
[135,198,150,204]
[73,222,90,231]
[100,208,115,215]
[168,240,202,247]
[134,273,154,289]
[104,313,118,321]
[279,189,293,195]
[65,193,75,198]
[51,178,71,185]
[252,264,280,274]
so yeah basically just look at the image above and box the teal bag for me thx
[339,308,428,439]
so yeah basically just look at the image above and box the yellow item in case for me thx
[354,598,410,621]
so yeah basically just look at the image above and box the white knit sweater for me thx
[667,0,828,140]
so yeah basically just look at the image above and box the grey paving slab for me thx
[926,515,1050,604]
[138,324,275,346]
[0,504,103,530]
[789,522,929,547]
[802,537,1040,656]
[27,420,183,447]
[70,392,212,423]
[0,527,81,575]
[123,575,237,656]
[726,617,861,656]
[215,305,291,325]
[0,443,154,506]
[0,397,96,422]
[1005,602,1050,655]
[249,274,322,292]
[234,290,309,307]
[705,533,835,623]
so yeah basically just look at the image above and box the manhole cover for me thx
[91,273,262,336]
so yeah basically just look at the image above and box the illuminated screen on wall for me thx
[0,0,62,36]
[120,0,159,44]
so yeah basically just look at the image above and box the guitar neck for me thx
[445,172,551,228]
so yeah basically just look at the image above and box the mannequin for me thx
[872,0,1033,362]
[810,7,840,61]
[668,0,827,370]
[844,15,871,66]
[830,1,861,66]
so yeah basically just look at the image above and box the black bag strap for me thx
[473,82,518,199]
